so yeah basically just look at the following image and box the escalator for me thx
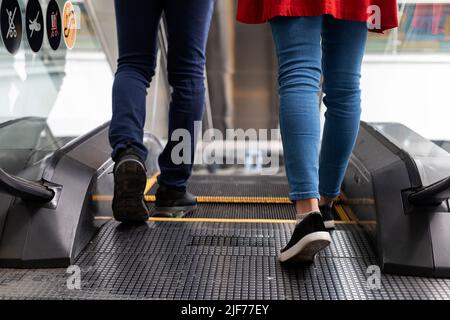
[1,0,450,301]
[1,119,450,299]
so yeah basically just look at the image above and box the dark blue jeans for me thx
[110,0,215,189]
[270,15,368,200]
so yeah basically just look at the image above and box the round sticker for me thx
[46,0,61,50]
[62,1,76,49]
[0,0,22,55]
[25,0,44,53]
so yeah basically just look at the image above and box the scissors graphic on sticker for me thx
[6,7,18,39]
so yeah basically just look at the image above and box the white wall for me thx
[360,55,450,141]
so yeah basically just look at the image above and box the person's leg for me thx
[157,0,215,189]
[109,0,163,162]
[110,0,163,223]
[270,16,331,263]
[153,0,215,217]
[319,16,368,205]
[270,16,322,214]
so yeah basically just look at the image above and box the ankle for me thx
[319,196,334,207]
[295,199,320,215]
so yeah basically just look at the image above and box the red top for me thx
[237,0,398,32]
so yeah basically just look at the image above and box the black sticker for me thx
[46,0,61,50]
[0,0,22,55]
[26,0,44,53]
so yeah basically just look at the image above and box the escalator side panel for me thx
[25,157,96,267]
[0,157,97,268]
[372,160,434,276]
[0,193,13,241]
[344,124,435,276]
[0,193,29,267]
[430,212,450,277]
[0,125,112,268]
[65,128,112,170]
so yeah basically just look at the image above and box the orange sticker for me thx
[62,1,77,49]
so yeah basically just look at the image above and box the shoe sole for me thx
[152,204,198,218]
[112,159,149,223]
[278,231,331,263]
[324,220,335,230]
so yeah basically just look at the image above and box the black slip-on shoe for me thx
[279,212,331,263]
[319,204,336,230]
[112,148,149,223]
[153,185,197,218]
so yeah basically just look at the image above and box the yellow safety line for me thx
[338,192,360,222]
[91,195,360,223]
[144,172,160,195]
[334,204,350,222]
[91,180,369,224]
[92,194,291,204]
[144,195,291,204]
[93,171,292,204]
[151,217,294,223]
[94,216,375,224]
[94,216,293,223]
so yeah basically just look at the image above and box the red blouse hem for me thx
[237,3,398,33]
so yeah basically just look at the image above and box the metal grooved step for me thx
[1,221,450,300]
[148,175,290,198]
[150,203,297,220]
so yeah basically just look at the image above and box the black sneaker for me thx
[279,212,331,263]
[112,148,149,223]
[319,204,336,230]
[154,185,197,218]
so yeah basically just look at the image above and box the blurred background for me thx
[1,0,450,174]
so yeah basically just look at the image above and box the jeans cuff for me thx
[289,191,320,201]
[319,190,341,199]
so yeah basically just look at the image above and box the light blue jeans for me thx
[270,15,368,200]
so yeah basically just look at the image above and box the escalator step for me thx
[148,203,296,220]
[147,175,290,198]
[1,221,450,300]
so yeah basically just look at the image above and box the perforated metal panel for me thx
[148,175,290,198]
[1,221,450,300]
[150,203,297,220]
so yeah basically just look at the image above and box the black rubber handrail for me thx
[409,176,450,206]
[0,169,54,202]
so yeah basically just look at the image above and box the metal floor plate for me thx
[151,203,297,220]
[148,175,290,198]
[1,221,450,300]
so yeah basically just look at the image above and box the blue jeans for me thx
[270,15,368,200]
[110,0,214,189]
